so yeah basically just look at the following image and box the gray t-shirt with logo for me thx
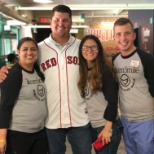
[0,63,47,133]
[113,49,154,122]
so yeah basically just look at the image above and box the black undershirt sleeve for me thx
[102,65,118,122]
[137,49,154,97]
[0,65,22,128]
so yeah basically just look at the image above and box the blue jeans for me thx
[91,118,123,154]
[46,123,92,154]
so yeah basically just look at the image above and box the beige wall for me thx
[84,17,120,64]
[75,28,84,40]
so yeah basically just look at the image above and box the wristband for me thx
[104,128,113,133]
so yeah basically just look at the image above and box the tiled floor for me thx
[66,137,126,154]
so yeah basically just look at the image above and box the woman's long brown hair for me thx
[78,35,106,98]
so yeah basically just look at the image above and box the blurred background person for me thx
[7,53,18,66]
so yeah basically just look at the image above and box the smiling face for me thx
[50,11,72,40]
[82,39,98,67]
[113,23,136,56]
[17,41,38,70]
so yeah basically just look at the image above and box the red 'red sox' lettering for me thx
[67,56,79,64]
[41,56,78,72]
[41,58,57,71]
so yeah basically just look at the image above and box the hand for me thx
[99,128,112,145]
[0,140,6,154]
[0,66,10,83]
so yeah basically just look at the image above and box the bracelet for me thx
[104,128,113,133]
[0,139,5,143]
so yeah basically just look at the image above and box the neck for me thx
[121,46,137,56]
[51,34,70,45]
[87,61,93,69]
[18,61,34,71]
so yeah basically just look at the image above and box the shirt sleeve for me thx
[102,64,118,122]
[138,49,154,97]
[0,67,22,128]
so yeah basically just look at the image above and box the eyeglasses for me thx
[82,45,98,51]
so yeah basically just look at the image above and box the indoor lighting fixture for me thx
[33,0,53,3]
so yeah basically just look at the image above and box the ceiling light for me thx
[33,0,53,3]
[23,25,89,29]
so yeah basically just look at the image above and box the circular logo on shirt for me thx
[37,85,45,97]
[120,74,130,87]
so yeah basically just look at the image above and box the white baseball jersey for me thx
[38,35,89,129]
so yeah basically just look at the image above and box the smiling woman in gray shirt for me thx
[78,35,122,154]
[0,37,48,154]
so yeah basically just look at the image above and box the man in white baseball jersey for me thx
[0,4,92,154]
[37,4,91,154]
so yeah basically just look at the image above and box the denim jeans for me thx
[46,123,92,154]
[91,118,123,154]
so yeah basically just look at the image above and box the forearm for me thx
[0,129,7,154]
[0,66,10,83]
[104,120,113,131]
[99,120,113,144]
[0,129,7,141]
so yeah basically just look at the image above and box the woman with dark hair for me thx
[0,37,48,154]
[78,35,122,154]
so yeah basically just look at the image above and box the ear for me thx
[133,32,136,41]
[17,49,20,56]
[113,35,115,40]
[50,19,52,27]
[35,54,38,60]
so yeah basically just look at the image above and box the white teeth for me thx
[86,54,93,56]
[57,27,62,30]
[26,56,33,58]
[121,42,127,45]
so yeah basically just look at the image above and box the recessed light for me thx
[33,0,53,3]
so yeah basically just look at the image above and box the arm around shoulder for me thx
[0,66,11,83]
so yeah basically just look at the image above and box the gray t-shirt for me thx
[85,65,118,128]
[113,49,154,122]
[0,63,47,133]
